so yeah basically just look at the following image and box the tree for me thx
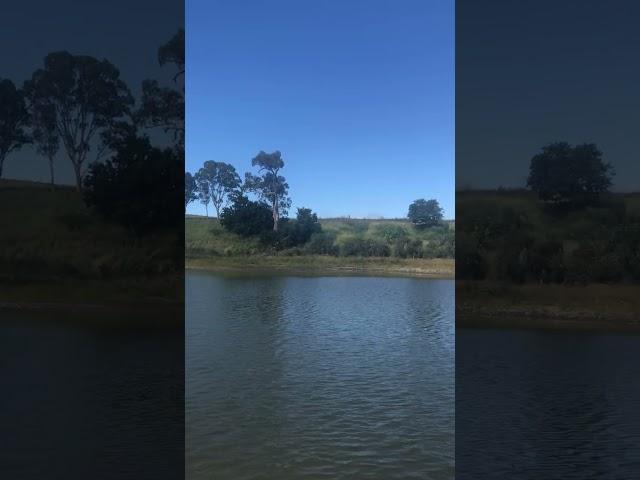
[24,52,133,191]
[0,79,29,179]
[248,150,291,231]
[138,29,184,149]
[27,100,59,189]
[219,195,273,236]
[527,142,614,204]
[408,199,444,229]
[185,171,197,210]
[83,133,182,233]
[197,161,241,217]
[291,207,322,244]
[194,170,211,216]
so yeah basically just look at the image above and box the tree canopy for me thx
[196,161,241,217]
[408,199,444,229]
[0,78,29,178]
[527,142,614,204]
[185,171,197,210]
[23,51,133,190]
[248,150,291,231]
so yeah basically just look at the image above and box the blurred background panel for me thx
[0,1,184,478]
[456,1,640,478]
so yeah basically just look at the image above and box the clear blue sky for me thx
[186,0,454,219]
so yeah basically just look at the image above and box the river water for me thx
[457,327,640,479]
[186,271,454,479]
[0,311,184,479]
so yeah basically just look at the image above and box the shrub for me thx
[339,236,390,257]
[83,135,183,234]
[305,232,338,255]
[220,196,273,236]
[373,224,408,243]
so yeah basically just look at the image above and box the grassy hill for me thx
[0,179,182,304]
[185,215,455,277]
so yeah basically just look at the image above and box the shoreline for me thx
[185,256,455,279]
[457,282,640,333]
[0,274,183,325]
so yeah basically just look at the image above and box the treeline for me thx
[186,153,454,258]
[458,142,640,284]
[0,30,185,233]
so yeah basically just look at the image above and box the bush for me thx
[305,232,339,255]
[339,236,390,257]
[83,135,183,234]
[373,224,408,243]
[220,196,273,236]
[277,208,322,248]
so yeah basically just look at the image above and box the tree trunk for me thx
[272,196,279,231]
[49,155,55,191]
[73,161,83,192]
[205,204,208,217]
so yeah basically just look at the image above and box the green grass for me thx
[0,179,182,304]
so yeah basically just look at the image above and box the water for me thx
[186,271,454,480]
[0,312,184,479]
[457,328,640,479]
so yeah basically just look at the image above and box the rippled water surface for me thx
[0,313,183,479]
[186,271,454,480]
[457,328,640,479]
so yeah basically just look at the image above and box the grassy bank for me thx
[187,255,454,278]
[186,215,454,277]
[457,281,640,331]
[0,179,182,307]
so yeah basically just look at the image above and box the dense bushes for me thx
[214,194,455,258]
[339,236,390,257]
[457,191,640,284]
[83,135,183,234]
[219,196,273,236]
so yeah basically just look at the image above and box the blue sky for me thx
[186,0,454,219]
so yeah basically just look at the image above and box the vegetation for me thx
[0,180,181,302]
[186,215,454,261]
[457,189,640,284]
[0,78,29,178]
[408,198,444,229]
[186,149,453,272]
[527,142,614,205]
[0,31,185,306]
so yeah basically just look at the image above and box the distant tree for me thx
[408,199,444,229]
[83,134,182,233]
[194,170,211,216]
[139,29,184,149]
[0,79,29,179]
[219,195,273,236]
[248,150,291,231]
[185,171,197,210]
[197,161,241,217]
[24,52,133,191]
[527,142,614,204]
